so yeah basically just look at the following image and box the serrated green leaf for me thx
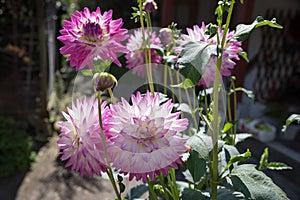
[233,16,283,42]
[185,150,207,183]
[259,148,292,171]
[178,41,217,84]
[178,41,216,66]
[187,133,225,159]
[221,149,251,177]
[230,164,289,199]
[181,188,210,200]
[216,186,245,199]
[282,114,300,132]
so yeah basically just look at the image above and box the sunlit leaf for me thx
[230,164,289,199]
[222,122,233,133]
[185,150,207,183]
[237,50,249,62]
[221,149,251,177]
[233,16,283,42]
[282,114,300,133]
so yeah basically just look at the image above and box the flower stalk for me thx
[97,91,121,200]
[211,0,235,199]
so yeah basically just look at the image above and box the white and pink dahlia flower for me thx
[108,91,188,183]
[179,22,242,87]
[58,7,128,71]
[125,29,162,77]
[57,96,112,178]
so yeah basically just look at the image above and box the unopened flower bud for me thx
[93,72,117,92]
[143,0,158,13]
[159,28,172,47]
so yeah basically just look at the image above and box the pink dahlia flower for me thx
[57,96,112,178]
[125,29,162,77]
[107,91,188,183]
[180,23,242,87]
[58,7,128,70]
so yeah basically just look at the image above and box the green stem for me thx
[164,63,168,95]
[97,92,121,200]
[147,178,159,200]
[232,78,237,143]
[167,168,179,200]
[211,1,235,199]
[159,174,170,200]
[168,67,176,103]
[146,12,155,93]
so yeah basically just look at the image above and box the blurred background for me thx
[0,0,299,199]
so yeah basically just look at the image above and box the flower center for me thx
[132,116,157,139]
[82,22,102,42]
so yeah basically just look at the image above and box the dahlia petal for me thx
[107,91,188,183]
[57,96,111,177]
[58,7,128,70]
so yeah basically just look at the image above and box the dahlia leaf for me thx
[234,133,252,144]
[178,41,217,74]
[181,188,210,200]
[187,133,225,159]
[185,150,207,183]
[282,114,300,133]
[229,87,254,100]
[171,78,195,89]
[125,184,148,200]
[220,149,251,177]
[222,122,233,133]
[258,148,292,171]
[230,164,289,199]
[237,50,249,62]
[233,16,283,42]
[266,162,292,170]
[219,144,240,178]
[177,63,202,87]
[216,186,245,199]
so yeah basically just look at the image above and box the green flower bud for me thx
[93,72,117,92]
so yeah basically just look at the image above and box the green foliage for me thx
[0,116,36,177]
[229,164,289,199]
[177,41,217,87]
[228,87,254,100]
[131,7,146,23]
[221,149,251,177]
[233,16,283,42]
[258,148,292,171]
[181,188,210,200]
[185,150,207,184]
[186,132,224,159]
[216,186,245,199]
[282,114,300,133]
[125,184,148,200]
